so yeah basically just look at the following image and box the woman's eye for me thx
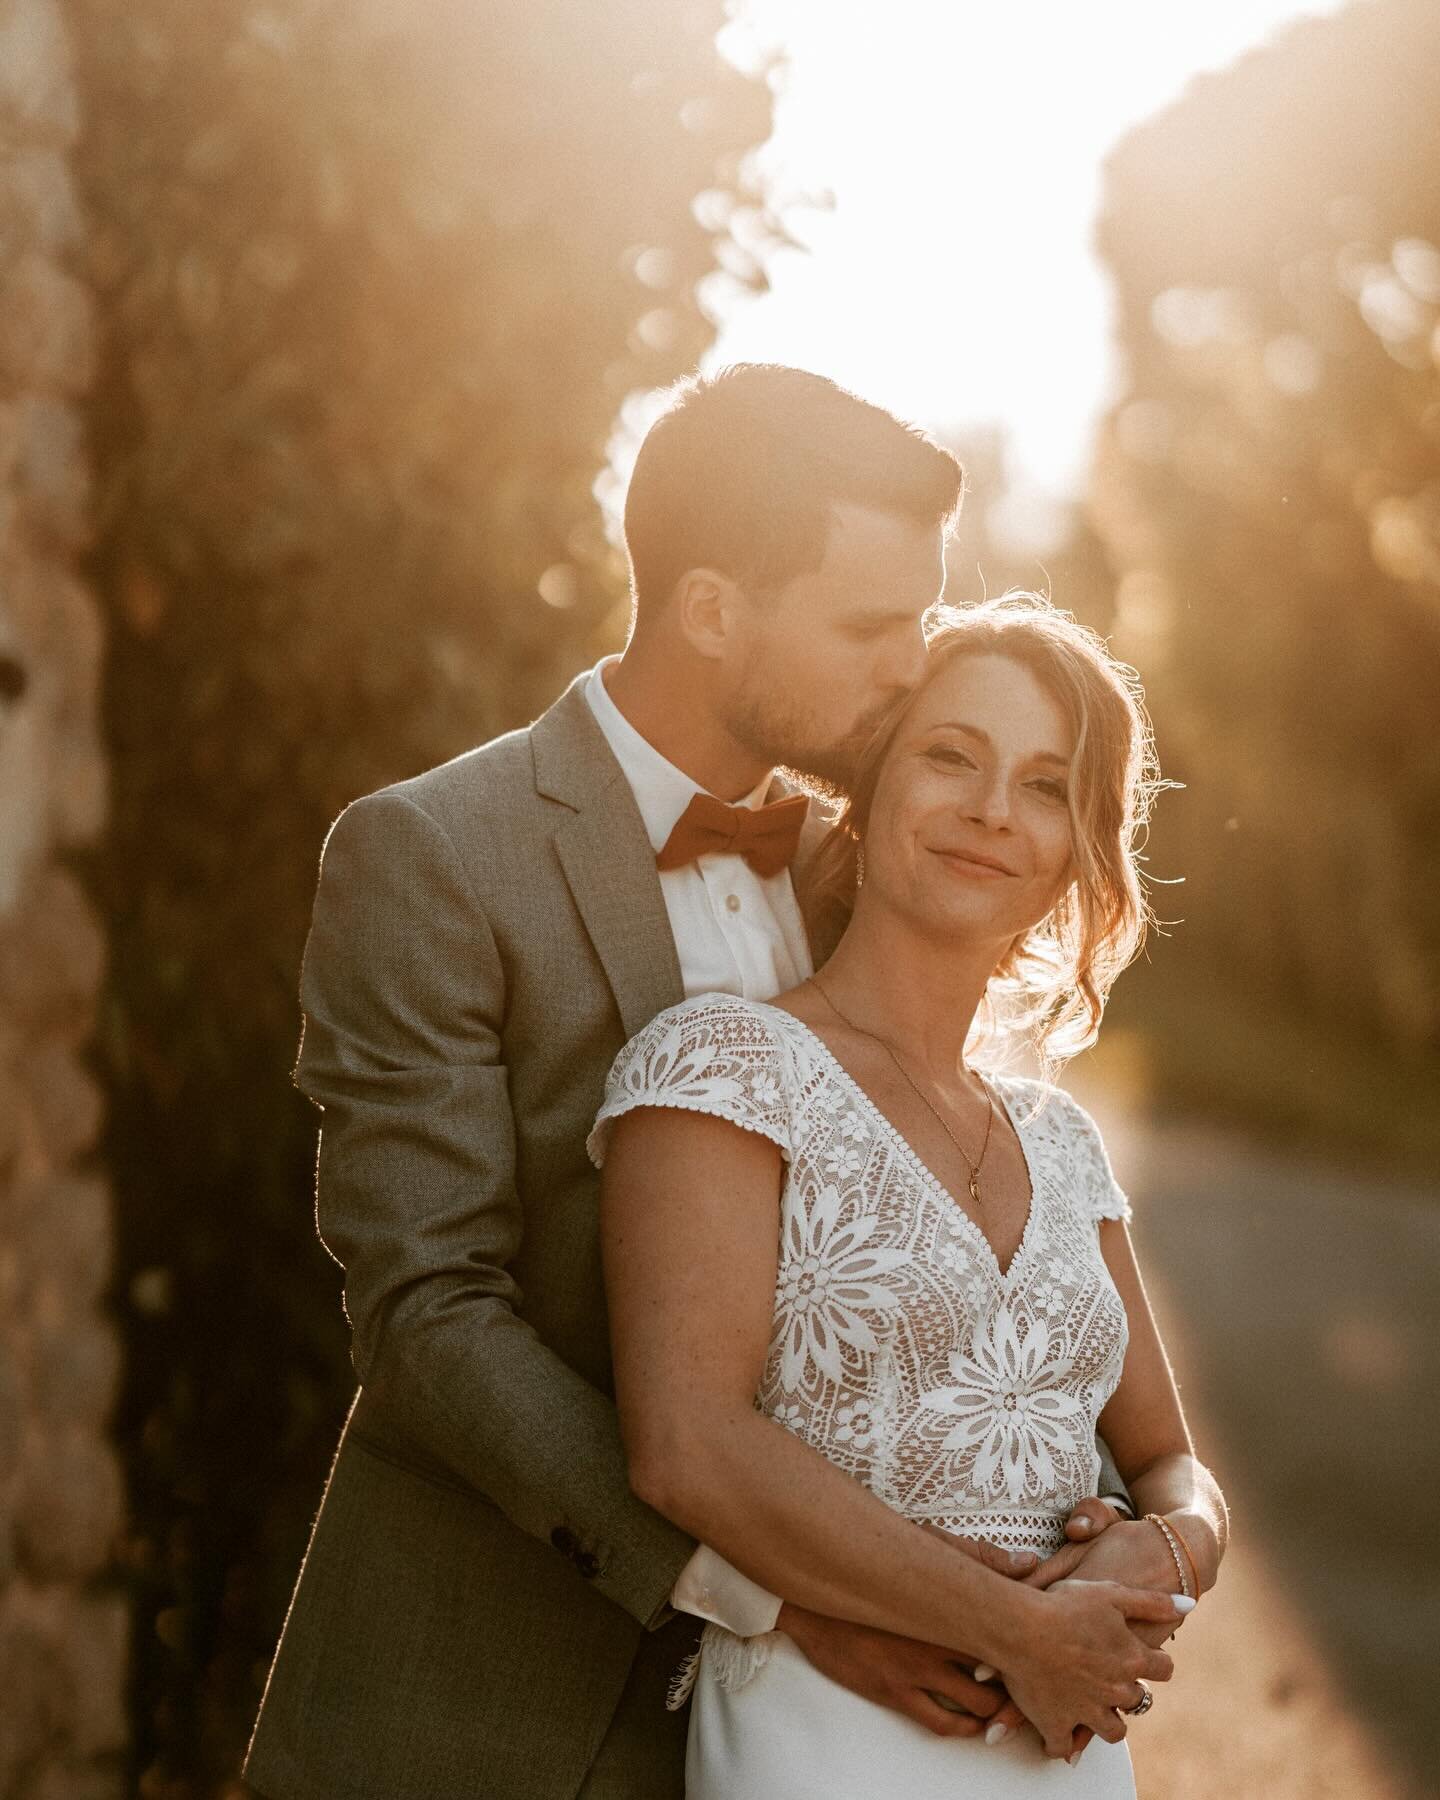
[1031,778,1069,802]
[926,745,974,768]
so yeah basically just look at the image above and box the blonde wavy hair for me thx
[803,593,1168,1073]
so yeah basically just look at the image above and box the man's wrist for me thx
[775,1599,802,1638]
[672,1543,783,1636]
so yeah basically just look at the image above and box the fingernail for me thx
[985,1722,1010,1745]
[1173,1594,1198,1614]
[1072,1516,1092,1533]
[1010,1550,1037,1567]
[972,1662,996,1682]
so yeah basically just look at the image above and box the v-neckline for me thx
[755,1001,1043,1285]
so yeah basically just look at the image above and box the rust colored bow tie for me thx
[656,791,809,879]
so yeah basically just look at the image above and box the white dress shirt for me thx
[585,658,799,1637]
[585,658,812,1003]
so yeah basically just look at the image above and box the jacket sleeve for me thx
[295,788,694,1628]
[1094,1436,1133,1515]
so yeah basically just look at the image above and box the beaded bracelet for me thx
[1163,1514,1204,1594]
[1144,1512,1195,1599]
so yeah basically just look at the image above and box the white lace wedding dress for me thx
[590,994,1138,1799]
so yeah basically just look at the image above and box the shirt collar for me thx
[584,657,772,854]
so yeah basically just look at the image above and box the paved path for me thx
[1073,1079,1440,1800]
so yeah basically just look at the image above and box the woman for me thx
[590,596,1227,1796]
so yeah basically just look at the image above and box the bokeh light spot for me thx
[1263,333,1321,396]
[1151,286,1250,349]
[1392,236,1440,304]
[536,564,579,609]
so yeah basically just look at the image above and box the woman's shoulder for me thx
[989,1072,1132,1225]
[643,989,795,1038]
[985,1067,1096,1132]
[587,993,800,1168]
[617,991,808,1068]
[986,1067,1078,1117]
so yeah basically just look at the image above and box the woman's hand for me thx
[1027,1519,1189,1649]
[1030,1520,1179,1591]
[926,1515,1183,1755]
[989,1579,1188,1759]
[1011,1511,1193,1763]
[1006,1499,1133,1597]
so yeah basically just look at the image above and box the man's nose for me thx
[881,629,928,694]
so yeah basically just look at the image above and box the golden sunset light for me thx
[707,0,1350,529]
[3,0,1436,1794]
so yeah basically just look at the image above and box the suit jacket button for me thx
[576,1551,600,1580]
[550,1525,577,1555]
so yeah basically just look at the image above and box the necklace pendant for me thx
[968,1173,981,1207]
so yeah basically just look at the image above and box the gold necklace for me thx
[808,973,996,1211]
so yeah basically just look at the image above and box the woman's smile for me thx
[929,844,1019,880]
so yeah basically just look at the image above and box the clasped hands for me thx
[778,1499,1189,1763]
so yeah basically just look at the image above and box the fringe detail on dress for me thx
[665,1644,702,1712]
[665,1624,779,1711]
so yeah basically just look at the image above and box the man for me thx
[245,365,1122,1799]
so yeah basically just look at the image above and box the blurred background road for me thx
[1077,1069,1440,1800]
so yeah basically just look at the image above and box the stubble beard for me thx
[725,677,891,803]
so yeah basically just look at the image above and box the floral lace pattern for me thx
[589,993,1131,1560]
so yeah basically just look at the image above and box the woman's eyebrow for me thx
[928,721,1070,768]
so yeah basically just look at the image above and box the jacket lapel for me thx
[530,676,684,1040]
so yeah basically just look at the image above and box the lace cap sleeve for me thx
[587,995,793,1169]
[1055,1090,1133,1225]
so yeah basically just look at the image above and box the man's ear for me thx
[673,567,743,660]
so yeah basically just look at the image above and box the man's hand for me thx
[1065,1497,1129,1543]
[776,1609,1006,1738]
[776,1534,1037,1740]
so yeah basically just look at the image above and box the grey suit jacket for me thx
[245,672,1126,1800]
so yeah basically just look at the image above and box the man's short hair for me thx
[622,364,965,617]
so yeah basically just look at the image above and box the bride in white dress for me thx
[591,598,1227,1796]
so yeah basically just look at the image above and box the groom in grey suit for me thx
[245,366,1120,1799]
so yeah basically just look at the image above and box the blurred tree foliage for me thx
[1089,0,1440,1164]
[939,427,1120,626]
[67,0,780,1788]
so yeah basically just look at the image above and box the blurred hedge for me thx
[1089,0,1440,1168]
[67,1,780,1789]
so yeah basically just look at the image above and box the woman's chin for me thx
[915,898,1031,953]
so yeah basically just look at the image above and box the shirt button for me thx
[725,894,741,913]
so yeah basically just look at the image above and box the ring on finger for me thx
[925,1689,975,1715]
[1116,1682,1153,1718]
